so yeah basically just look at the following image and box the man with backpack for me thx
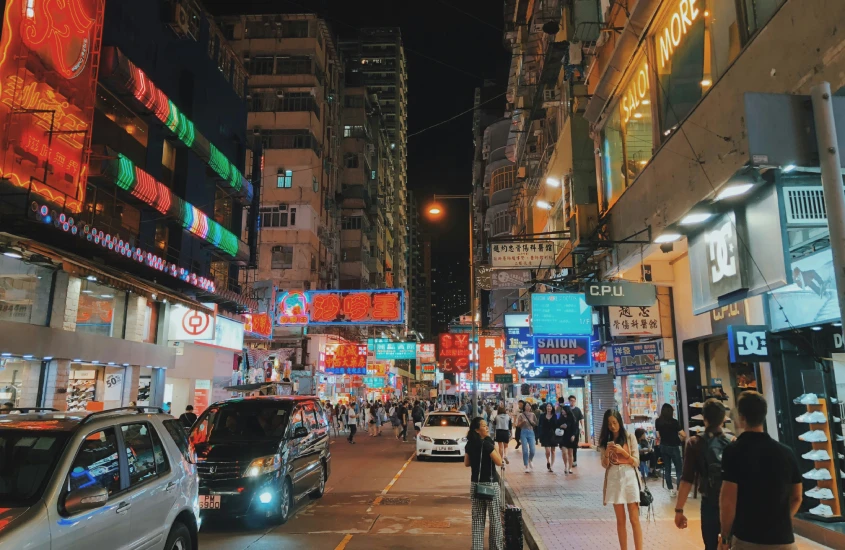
[673,399,732,550]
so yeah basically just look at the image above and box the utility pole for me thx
[811,82,845,341]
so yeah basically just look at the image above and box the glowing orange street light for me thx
[427,205,442,216]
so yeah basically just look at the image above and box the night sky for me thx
[205,0,509,293]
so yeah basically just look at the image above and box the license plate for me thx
[435,446,452,452]
[199,495,221,510]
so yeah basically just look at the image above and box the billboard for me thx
[243,313,272,338]
[531,293,592,335]
[769,247,839,331]
[491,241,556,268]
[0,0,106,213]
[276,289,405,326]
[612,342,662,375]
[534,336,592,375]
[373,341,416,360]
[608,306,662,337]
[417,343,436,363]
[478,336,505,369]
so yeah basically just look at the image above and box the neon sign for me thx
[324,344,368,374]
[656,0,702,69]
[99,47,252,201]
[0,0,105,213]
[620,61,650,127]
[243,313,272,338]
[438,333,470,373]
[275,289,405,326]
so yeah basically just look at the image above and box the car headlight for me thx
[460,437,468,443]
[244,455,281,477]
[419,435,432,442]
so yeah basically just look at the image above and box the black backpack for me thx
[701,432,732,497]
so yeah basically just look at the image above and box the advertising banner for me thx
[438,333,470,373]
[373,341,416,360]
[531,293,592,335]
[505,327,532,351]
[612,342,663,375]
[0,0,107,213]
[608,306,661,337]
[324,344,368,375]
[491,269,532,289]
[417,343,436,363]
[491,241,556,268]
[769,247,838,331]
[478,336,505,369]
[276,289,404,326]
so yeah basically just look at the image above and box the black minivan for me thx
[189,395,331,524]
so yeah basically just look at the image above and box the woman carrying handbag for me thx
[599,409,644,550]
[465,416,504,550]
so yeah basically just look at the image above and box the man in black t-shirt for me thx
[179,405,198,429]
[719,391,802,549]
[397,402,409,442]
[656,407,685,497]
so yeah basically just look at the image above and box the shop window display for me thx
[0,255,52,326]
[75,280,126,337]
[67,367,99,412]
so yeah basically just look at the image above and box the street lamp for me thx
[426,194,479,417]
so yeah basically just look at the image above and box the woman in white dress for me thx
[600,409,642,550]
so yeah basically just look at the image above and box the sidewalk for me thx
[501,443,832,550]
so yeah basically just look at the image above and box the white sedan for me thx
[416,411,470,460]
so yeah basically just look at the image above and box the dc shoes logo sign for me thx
[705,220,737,284]
[737,331,767,356]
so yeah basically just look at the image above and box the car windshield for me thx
[190,401,292,444]
[425,415,468,427]
[0,430,70,507]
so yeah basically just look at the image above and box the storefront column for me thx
[13,360,42,407]
[123,365,139,405]
[48,272,81,332]
[42,359,71,410]
[124,295,147,343]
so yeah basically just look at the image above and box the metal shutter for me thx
[589,374,616,445]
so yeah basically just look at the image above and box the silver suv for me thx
[0,407,199,550]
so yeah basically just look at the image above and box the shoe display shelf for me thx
[800,398,842,522]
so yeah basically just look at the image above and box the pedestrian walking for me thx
[673,399,731,550]
[718,391,802,550]
[567,395,584,466]
[516,402,537,473]
[464,416,504,550]
[538,402,561,473]
[655,403,686,497]
[600,409,642,550]
[178,405,197,429]
[514,399,525,450]
[559,404,577,474]
[493,404,511,464]
[397,401,409,441]
[412,401,425,437]
[347,405,358,444]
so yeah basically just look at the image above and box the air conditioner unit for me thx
[170,1,191,38]
[570,203,599,251]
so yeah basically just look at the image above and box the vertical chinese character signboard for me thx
[608,305,662,337]
[0,0,106,212]
[478,336,510,383]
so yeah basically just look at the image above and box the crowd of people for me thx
[321,397,435,444]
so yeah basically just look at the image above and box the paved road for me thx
[198,426,475,549]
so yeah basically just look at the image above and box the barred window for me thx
[260,130,321,156]
[341,216,363,230]
[277,56,312,75]
[260,205,296,228]
[282,21,309,38]
[271,246,293,269]
[249,56,274,75]
[491,165,516,194]
[251,91,277,112]
[279,92,320,119]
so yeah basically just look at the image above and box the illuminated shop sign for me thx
[99,47,252,201]
[620,61,651,128]
[656,0,702,69]
[324,344,368,375]
[31,200,216,292]
[275,289,405,326]
[0,0,106,212]
[534,336,592,370]
[438,333,471,373]
[243,313,272,338]
[373,341,416,360]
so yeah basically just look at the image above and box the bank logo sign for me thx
[727,325,770,362]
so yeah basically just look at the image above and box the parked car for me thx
[189,395,331,525]
[416,411,470,460]
[0,407,199,550]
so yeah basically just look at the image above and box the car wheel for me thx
[164,522,191,550]
[277,478,294,524]
[311,464,326,499]
[417,453,426,461]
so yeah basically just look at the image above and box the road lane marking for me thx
[334,533,353,549]
[367,452,415,512]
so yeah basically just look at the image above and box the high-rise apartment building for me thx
[222,14,342,294]
[340,28,409,306]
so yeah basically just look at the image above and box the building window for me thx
[282,20,309,38]
[251,91,277,112]
[249,56,274,75]
[277,169,292,188]
[161,140,177,185]
[260,205,295,227]
[490,165,516,194]
[271,246,293,269]
[341,216,363,230]
[344,95,365,108]
[743,0,785,37]
[276,56,312,75]
[343,125,365,138]
[76,280,127,338]
[278,92,320,118]
[154,222,168,252]
[489,209,513,236]
[312,176,319,192]
[652,0,740,140]
[259,130,321,156]
[344,153,359,168]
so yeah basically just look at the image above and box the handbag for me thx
[554,428,565,437]
[473,439,497,501]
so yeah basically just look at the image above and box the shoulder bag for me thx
[628,433,653,507]
[473,440,497,501]
[554,417,565,437]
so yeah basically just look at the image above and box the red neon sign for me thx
[243,313,272,338]
[438,333,471,373]
[0,0,104,213]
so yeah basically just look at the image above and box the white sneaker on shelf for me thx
[690,402,704,408]
[806,487,835,500]
[802,450,831,461]
[803,469,832,480]
[799,430,828,442]
[837,434,844,442]
[797,411,827,423]
[799,394,820,405]
[691,414,704,421]
[809,504,834,517]
[834,417,841,423]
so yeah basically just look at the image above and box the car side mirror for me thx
[292,426,308,439]
[64,486,109,515]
